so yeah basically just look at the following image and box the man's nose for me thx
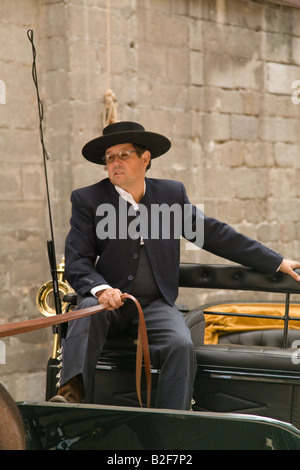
[112,155,123,165]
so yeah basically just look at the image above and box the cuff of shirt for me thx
[90,284,112,298]
[276,261,283,272]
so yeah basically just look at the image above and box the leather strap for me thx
[126,294,151,408]
[0,293,151,408]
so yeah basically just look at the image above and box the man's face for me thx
[105,143,150,193]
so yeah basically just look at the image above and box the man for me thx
[51,121,300,409]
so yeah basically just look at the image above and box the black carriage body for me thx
[44,264,300,430]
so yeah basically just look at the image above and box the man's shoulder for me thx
[72,178,112,196]
[70,178,115,207]
[146,177,184,191]
[144,178,186,204]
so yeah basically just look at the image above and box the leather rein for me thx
[0,294,151,408]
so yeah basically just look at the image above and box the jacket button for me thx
[133,253,138,259]
[128,275,133,281]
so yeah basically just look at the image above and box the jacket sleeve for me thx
[64,190,109,296]
[201,214,283,273]
[181,183,283,273]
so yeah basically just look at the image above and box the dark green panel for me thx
[18,402,300,451]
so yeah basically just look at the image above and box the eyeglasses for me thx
[102,149,137,165]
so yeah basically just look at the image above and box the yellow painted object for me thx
[204,303,300,344]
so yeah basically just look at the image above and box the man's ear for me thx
[143,150,151,168]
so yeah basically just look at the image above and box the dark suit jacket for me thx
[65,177,283,305]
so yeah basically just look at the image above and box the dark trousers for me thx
[61,248,197,410]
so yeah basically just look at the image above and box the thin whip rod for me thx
[27,29,62,319]
[27,29,55,246]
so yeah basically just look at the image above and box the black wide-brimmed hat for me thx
[82,121,171,165]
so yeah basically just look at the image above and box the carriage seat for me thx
[193,298,300,372]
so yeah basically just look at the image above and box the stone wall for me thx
[0,0,300,400]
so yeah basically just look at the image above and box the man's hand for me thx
[279,259,300,282]
[96,288,124,310]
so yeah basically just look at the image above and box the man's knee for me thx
[168,331,194,352]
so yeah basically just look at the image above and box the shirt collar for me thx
[114,181,146,211]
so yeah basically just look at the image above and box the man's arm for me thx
[65,190,111,295]
[180,183,300,282]
[279,259,300,282]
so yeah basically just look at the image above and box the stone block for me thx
[268,198,300,222]
[204,53,264,90]
[44,2,68,38]
[168,48,190,85]
[152,83,188,109]
[189,0,203,19]
[219,90,244,114]
[231,114,258,141]
[242,91,263,116]
[3,333,50,376]
[189,18,203,50]
[213,140,245,167]
[202,113,230,141]
[204,22,260,59]
[244,142,275,168]
[243,199,269,224]
[172,0,189,16]
[44,70,69,102]
[138,0,171,13]
[263,93,300,118]
[142,9,188,47]
[138,43,168,80]
[233,168,269,199]
[7,372,48,402]
[232,222,257,240]
[0,23,33,65]
[269,168,298,198]
[44,36,69,71]
[190,51,204,86]
[0,0,39,26]
[274,143,300,168]
[266,62,300,95]
[257,222,280,242]
[203,168,233,198]
[280,221,297,243]
[217,199,244,224]
[226,0,264,30]
[262,31,292,64]
[292,37,300,65]
[0,200,46,231]
[0,129,39,164]
[259,116,300,143]
[22,164,45,200]
[0,164,22,200]
[263,5,294,35]
[189,110,202,140]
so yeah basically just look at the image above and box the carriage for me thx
[17,261,300,450]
